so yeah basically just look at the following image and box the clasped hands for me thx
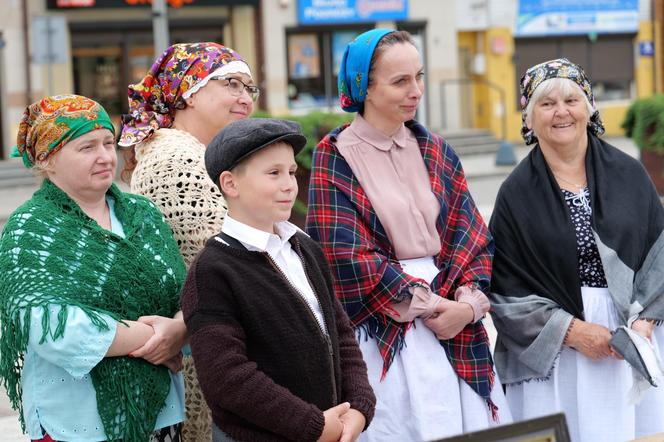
[423,299,475,340]
[317,402,366,442]
[565,318,655,360]
[383,284,480,340]
[130,314,188,373]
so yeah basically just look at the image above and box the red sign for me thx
[124,0,193,7]
[48,0,257,9]
[57,0,95,6]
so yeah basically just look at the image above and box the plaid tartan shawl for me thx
[306,120,496,403]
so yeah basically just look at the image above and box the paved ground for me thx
[0,391,25,441]
[0,137,640,440]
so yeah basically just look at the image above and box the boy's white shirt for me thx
[220,215,329,334]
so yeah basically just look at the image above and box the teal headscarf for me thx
[338,28,393,113]
[12,94,115,168]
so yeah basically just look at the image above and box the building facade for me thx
[0,0,258,157]
[0,0,660,157]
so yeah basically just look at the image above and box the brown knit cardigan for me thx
[181,231,375,442]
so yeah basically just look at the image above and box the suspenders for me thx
[215,231,248,251]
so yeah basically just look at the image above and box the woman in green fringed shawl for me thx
[0,94,187,441]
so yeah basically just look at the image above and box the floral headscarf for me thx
[519,57,605,145]
[338,28,393,113]
[118,42,249,147]
[12,95,114,168]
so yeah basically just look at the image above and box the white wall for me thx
[410,0,459,131]
[488,0,517,29]
[261,0,297,115]
[0,0,30,155]
[639,0,651,21]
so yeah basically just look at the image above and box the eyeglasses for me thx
[211,76,260,102]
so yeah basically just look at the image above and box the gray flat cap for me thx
[205,118,307,186]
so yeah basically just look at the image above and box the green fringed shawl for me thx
[0,180,186,441]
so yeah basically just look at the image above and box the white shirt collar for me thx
[221,215,300,253]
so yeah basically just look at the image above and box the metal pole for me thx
[152,0,170,58]
[440,78,516,164]
[46,17,54,96]
[21,0,32,105]
[495,82,516,165]
[254,1,266,110]
[322,33,333,111]
[440,81,447,130]
[499,87,506,140]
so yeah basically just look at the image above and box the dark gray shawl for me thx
[489,132,664,384]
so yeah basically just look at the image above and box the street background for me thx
[0,0,661,439]
[0,0,661,158]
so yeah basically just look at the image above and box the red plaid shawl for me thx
[306,120,496,403]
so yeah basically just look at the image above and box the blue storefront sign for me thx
[640,41,654,57]
[298,0,408,25]
[516,0,639,37]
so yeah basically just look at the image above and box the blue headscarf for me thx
[338,28,394,113]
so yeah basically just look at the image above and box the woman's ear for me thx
[219,170,239,197]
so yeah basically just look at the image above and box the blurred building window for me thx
[73,46,123,116]
[514,34,635,104]
[286,28,369,112]
[70,21,224,118]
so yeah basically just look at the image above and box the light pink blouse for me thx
[336,115,488,323]
[336,114,441,259]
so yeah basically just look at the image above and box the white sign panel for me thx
[32,16,68,64]
[456,0,489,31]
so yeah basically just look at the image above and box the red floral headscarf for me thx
[118,42,248,147]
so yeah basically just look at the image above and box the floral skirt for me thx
[33,423,182,442]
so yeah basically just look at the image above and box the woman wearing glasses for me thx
[119,42,258,442]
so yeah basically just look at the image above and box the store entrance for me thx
[73,44,155,118]
[71,22,225,120]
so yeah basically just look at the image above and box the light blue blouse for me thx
[21,197,185,441]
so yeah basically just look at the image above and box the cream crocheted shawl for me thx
[131,128,227,267]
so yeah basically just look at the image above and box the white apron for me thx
[358,257,512,442]
[507,286,664,442]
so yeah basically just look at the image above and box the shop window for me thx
[73,47,124,116]
[514,34,635,104]
[70,22,224,118]
[287,28,369,111]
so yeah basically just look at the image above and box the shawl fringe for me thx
[0,303,114,432]
[487,399,499,423]
[0,180,185,441]
[355,316,409,380]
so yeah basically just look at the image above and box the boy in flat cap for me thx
[180,118,375,442]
